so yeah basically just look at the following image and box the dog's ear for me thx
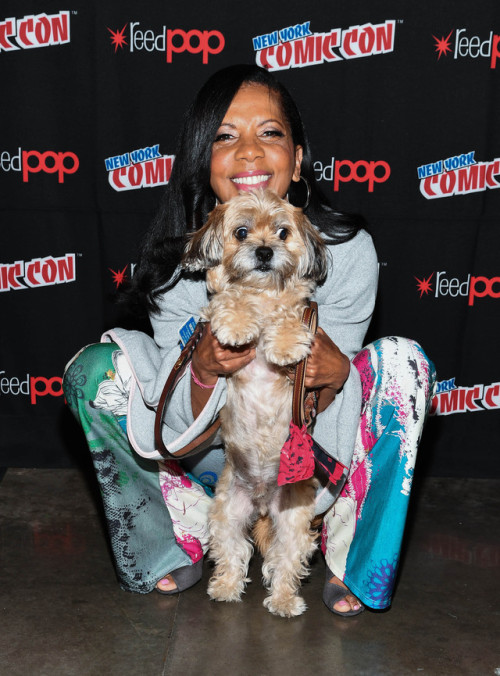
[296,212,329,283]
[182,205,226,272]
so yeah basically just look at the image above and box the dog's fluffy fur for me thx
[182,189,328,617]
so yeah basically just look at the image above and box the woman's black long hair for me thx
[128,64,364,315]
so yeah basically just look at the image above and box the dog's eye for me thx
[277,227,288,241]
[234,227,248,241]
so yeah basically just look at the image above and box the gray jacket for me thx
[103,228,378,472]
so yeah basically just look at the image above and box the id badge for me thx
[179,316,197,349]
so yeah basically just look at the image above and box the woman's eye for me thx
[214,133,234,143]
[262,129,284,138]
[277,227,288,240]
[235,227,248,241]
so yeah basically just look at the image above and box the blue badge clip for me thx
[179,316,197,349]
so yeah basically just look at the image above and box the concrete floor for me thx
[0,468,499,676]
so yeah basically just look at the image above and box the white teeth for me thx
[231,175,271,185]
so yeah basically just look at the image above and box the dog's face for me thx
[182,189,327,292]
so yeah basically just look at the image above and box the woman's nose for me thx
[236,135,264,161]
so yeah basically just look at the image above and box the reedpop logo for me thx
[253,19,396,71]
[0,370,63,405]
[415,271,500,306]
[107,22,224,63]
[433,28,500,69]
[1,147,79,183]
[109,263,136,288]
[314,156,391,192]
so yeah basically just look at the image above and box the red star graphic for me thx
[107,25,128,53]
[415,272,434,298]
[109,266,128,289]
[432,30,453,59]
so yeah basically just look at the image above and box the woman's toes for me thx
[329,576,361,613]
[156,574,177,592]
[333,598,352,612]
[333,595,360,613]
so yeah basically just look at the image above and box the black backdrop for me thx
[1,1,499,477]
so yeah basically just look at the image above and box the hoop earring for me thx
[298,175,311,211]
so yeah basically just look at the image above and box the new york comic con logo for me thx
[0,254,76,292]
[430,378,500,416]
[0,12,70,51]
[433,28,500,69]
[107,22,224,63]
[417,151,500,199]
[252,19,396,71]
[104,144,174,191]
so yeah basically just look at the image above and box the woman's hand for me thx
[190,323,256,417]
[303,327,350,413]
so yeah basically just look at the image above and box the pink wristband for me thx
[190,362,216,390]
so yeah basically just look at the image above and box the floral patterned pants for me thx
[63,336,435,609]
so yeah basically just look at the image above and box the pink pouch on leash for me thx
[278,421,347,487]
[277,422,315,486]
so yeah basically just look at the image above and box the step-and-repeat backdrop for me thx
[1,1,499,476]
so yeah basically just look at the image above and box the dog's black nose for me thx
[255,246,273,263]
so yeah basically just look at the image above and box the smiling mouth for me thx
[231,174,271,186]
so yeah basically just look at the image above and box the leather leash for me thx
[291,301,319,428]
[154,321,221,458]
[154,301,318,458]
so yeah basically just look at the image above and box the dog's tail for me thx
[252,515,274,556]
[253,513,324,556]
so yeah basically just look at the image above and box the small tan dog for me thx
[182,189,328,617]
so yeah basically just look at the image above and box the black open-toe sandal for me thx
[322,566,365,617]
[155,558,203,595]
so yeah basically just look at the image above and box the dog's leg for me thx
[261,314,313,367]
[207,465,254,603]
[206,292,260,347]
[262,482,317,617]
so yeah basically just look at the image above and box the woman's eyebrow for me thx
[218,118,285,129]
[257,118,285,127]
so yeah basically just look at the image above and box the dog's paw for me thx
[262,323,313,366]
[264,343,311,367]
[207,573,248,603]
[207,296,261,347]
[263,334,312,366]
[211,317,260,347]
[263,593,307,618]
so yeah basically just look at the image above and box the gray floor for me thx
[0,468,498,676]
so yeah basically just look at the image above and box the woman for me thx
[63,64,435,616]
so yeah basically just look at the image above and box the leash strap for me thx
[288,302,348,489]
[154,321,221,458]
[292,301,319,428]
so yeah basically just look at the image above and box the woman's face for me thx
[210,84,303,204]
